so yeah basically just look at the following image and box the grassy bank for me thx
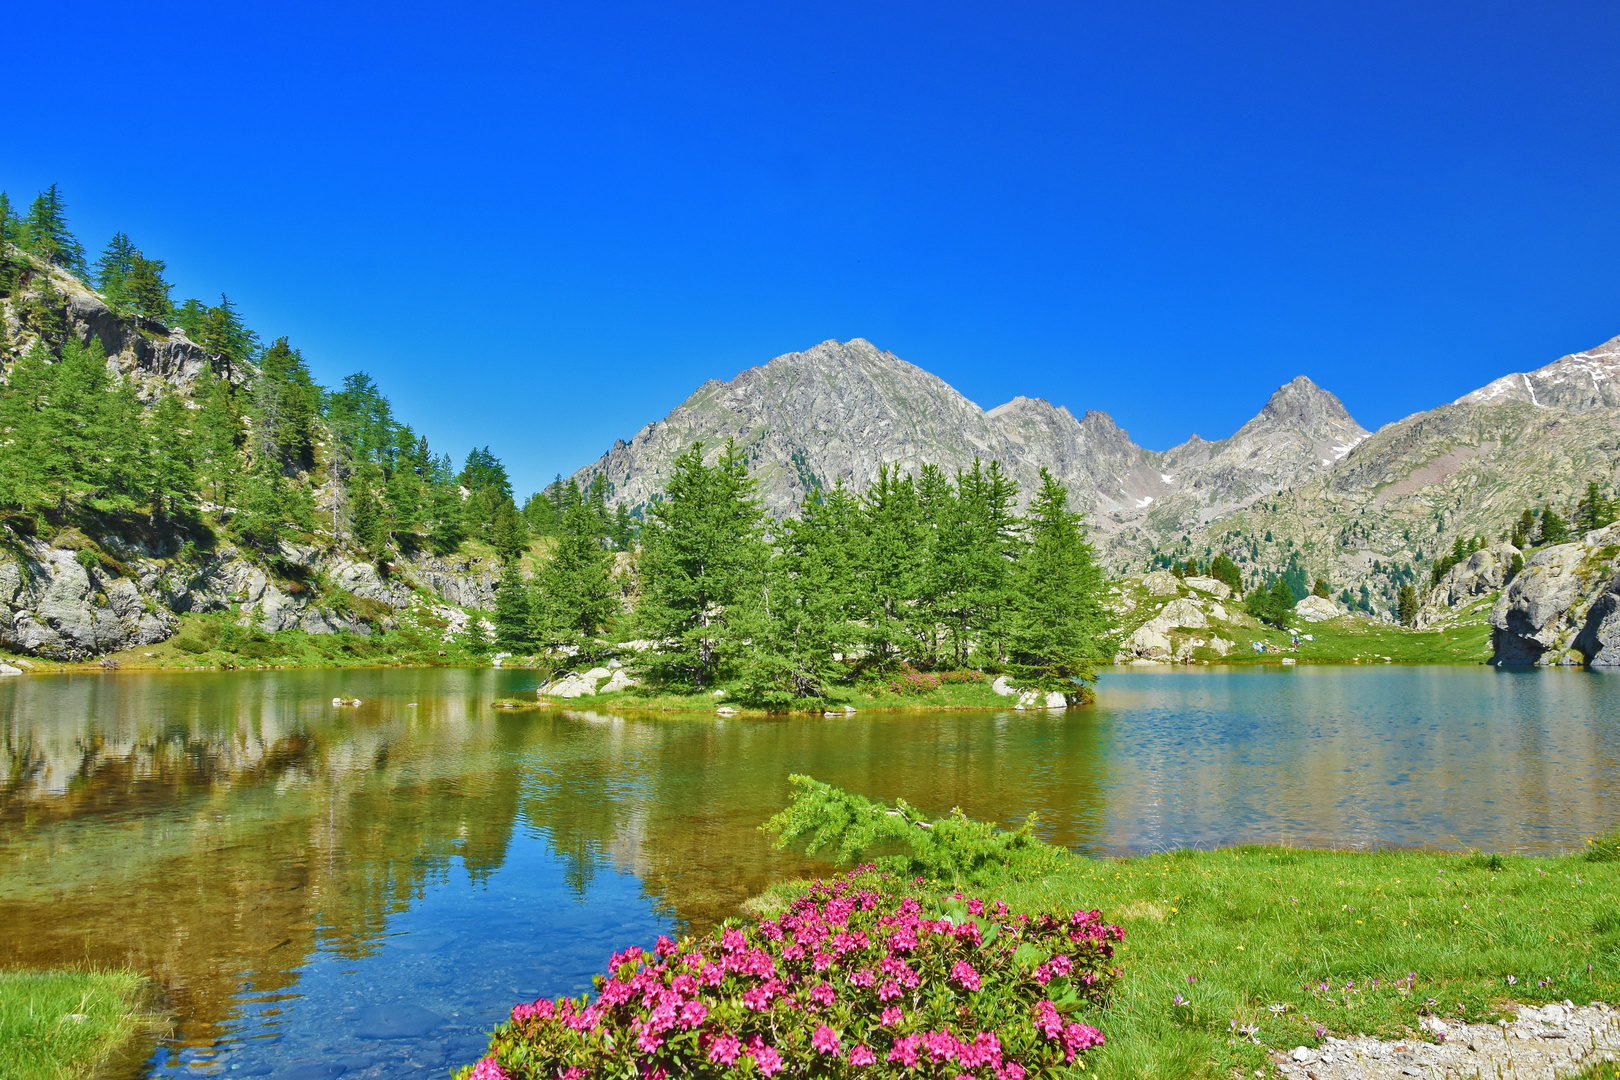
[754,783,1620,1080]
[0,969,148,1080]
[531,673,1024,715]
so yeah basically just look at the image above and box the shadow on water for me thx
[0,665,1615,1077]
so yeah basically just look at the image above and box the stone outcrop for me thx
[1490,524,1620,666]
[1182,576,1232,599]
[0,525,506,660]
[1415,543,1520,627]
[1293,595,1342,623]
[540,664,635,698]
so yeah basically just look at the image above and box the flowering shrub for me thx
[456,868,1122,1079]
[883,666,985,695]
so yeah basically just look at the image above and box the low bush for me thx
[884,666,985,695]
[457,869,1120,1080]
[172,637,207,655]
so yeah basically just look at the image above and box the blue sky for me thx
[5,1,1617,496]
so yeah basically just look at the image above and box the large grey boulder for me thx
[0,544,177,659]
[1491,524,1620,665]
[1183,576,1232,599]
[1294,595,1342,622]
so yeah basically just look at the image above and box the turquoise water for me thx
[0,665,1615,1078]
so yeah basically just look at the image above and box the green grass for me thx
[758,780,1620,1079]
[1200,611,1496,665]
[992,843,1620,1079]
[0,969,148,1080]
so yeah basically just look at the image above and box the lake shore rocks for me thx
[0,525,504,660]
[1274,1000,1618,1080]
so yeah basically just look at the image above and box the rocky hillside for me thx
[1172,334,1620,617]
[574,338,1367,568]
[1490,522,1620,666]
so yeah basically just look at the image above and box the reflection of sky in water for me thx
[1,665,1617,1079]
[151,833,673,1079]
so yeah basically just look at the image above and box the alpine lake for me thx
[1,665,1616,1080]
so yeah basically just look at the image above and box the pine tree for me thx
[1209,553,1243,595]
[856,464,927,665]
[0,192,18,245]
[1512,509,1536,549]
[491,496,530,563]
[125,252,173,322]
[0,341,54,509]
[460,447,512,498]
[1537,505,1569,546]
[493,570,536,650]
[93,233,139,304]
[634,440,769,687]
[1398,584,1419,627]
[1007,469,1110,701]
[611,503,637,550]
[743,482,863,700]
[1312,576,1330,599]
[193,369,243,504]
[350,473,389,559]
[1575,481,1616,533]
[21,184,86,274]
[146,394,197,519]
[254,336,318,469]
[537,499,618,651]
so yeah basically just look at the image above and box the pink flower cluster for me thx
[456,868,1121,1079]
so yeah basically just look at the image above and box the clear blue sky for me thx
[6,1,1617,496]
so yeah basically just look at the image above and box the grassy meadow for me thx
[0,969,149,1080]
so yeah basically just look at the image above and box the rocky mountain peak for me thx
[1455,333,1620,413]
[1251,375,1357,431]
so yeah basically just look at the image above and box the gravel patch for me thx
[1272,1002,1619,1079]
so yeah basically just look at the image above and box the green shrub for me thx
[763,776,1068,889]
[1459,851,1506,871]
[173,637,207,655]
[456,869,1119,1080]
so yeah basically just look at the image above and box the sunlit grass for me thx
[0,969,147,1080]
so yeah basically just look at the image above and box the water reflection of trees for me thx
[0,670,525,1053]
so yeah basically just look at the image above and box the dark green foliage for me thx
[536,498,618,649]
[1398,583,1418,626]
[1575,482,1617,534]
[253,337,318,469]
[20,184,86,275]
[124,251,173,321]
[1245,576,1298,627]
[1431,534,1485,585]
[1311,576,1330,599]
[1279,552,1309,601]
[460,447,512,499]
[1208,553,1243,595]
[634,440,770,687]
[492,571,536,650]
[1006,469,1109,699]
[763,775,1067,887]
[1512,508,1536,549]
[1459,851,1507,872]
[92,233,138,303]
[1538,505,1570,546]
[0,192,18,245]
[490,496,530,563]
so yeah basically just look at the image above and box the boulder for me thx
[1491,524,1620,665]
[1126,622,1172,659]
[0,663,20,676]
[1157,598,1207,628]
[1183,576,1232,599]
[1294,595,1342,622]
[990,675,1016,696]
[1142,571,1181,596]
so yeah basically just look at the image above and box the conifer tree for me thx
[193,369,244,504]
[1312,576,1330,599]
[1007,469,1110,700]
[634,440,769,687]
[146,394,197,519]
[1208,553,1243,595]
[493,570,536,650]
[125,252,174,322]
[491,496,530,563]
[93,233,138,304]
[1398,584,1419,627]
[0,192,18,245]
[855,464,927,664]
[22,185,86,274]
[1537,505,1569,546]
[537,498,618,651]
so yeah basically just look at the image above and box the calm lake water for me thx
[1,665,1616,1078]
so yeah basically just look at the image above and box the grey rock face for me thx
[0,529,504,659]
[1455,333,1620,413]
[0,544,178,660]
[572,338,1367,568]
[1415,543,1521,627]
[1490,524,1620,665]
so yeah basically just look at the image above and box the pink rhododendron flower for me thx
[967,898,984,915]
[922,1029,960,1062]
[997,1063,1026,1080]
[468,1057,508,1080]
[699,962,724,986]
[654,935,678,957]
[850,1044,877,1066]
[952,960,981,991]
[707,1031,743,1065]
[811,1024,843,1056]
[878,979,902,1002]
[850,967,875,988]
[678,1000,708,1029]
[751,1043,784,1076]
[721,928,747,953]
[1061,1021,1105,1059]
[887,1034,921,1068]
[635,1026,664,1053]
[810,982,836,1007]
[1048,954,1073,977]
[1034,999,1064,1039]
[813,951,833,971]
[880,1006,904,1026]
